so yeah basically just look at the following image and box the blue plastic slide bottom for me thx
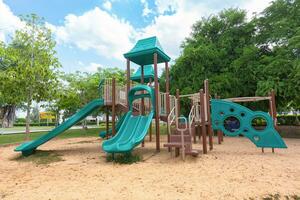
[15,99,105,156]
[102,111,154,153]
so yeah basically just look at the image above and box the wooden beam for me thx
[154,53,160,151]
[224,96,271,102]
[165,62,171,148]
[106,108,109,139]
[141,65,145,147]
[126,59,130,111]
[204,80,213,150]
[200,89,207,154]
[176,89,180,117]
[215,94,222,144]
[112,78,116,136]
[271,90,278,130]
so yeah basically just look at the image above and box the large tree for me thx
[0,14,60,132]
[165,0,300,115]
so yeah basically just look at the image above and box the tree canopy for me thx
[165,0,300,114]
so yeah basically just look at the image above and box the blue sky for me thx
[0,0,272,74]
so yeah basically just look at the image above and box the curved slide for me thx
[15,99,104,156]
[102,111,154,153]
[102,85,155,153]
[99,114,126,138]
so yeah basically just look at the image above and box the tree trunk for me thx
[1,105,16,128]
[25,100,31,137]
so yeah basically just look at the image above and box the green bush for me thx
[277,115,300,126]
[13,122,56,127]
[106,152,142,164]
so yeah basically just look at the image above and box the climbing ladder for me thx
[164,99,199,160]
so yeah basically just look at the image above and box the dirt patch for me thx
[0,136,299,200]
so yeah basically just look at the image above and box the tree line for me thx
[161,0,300,115]
[1,0,299,130]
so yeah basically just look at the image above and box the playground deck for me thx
[1,136,299,200]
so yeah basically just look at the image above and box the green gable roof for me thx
[131,65,158,83]
[124,36,171,66]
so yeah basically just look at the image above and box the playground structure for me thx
[14,36,287,159]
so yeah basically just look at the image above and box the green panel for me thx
[124,36,170,65]
[211,99,287,148]
[102,85,155,153]
[130,65,157,83]
[15,99,105,156]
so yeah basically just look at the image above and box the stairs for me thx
[164,134,199,156]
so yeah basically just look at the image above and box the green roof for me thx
[131,65,157,83]
[124,36,170,65]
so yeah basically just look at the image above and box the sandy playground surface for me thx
[0,135,299,200]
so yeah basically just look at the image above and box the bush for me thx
[277,115,300,126]
[13,122,56,127]
[106,152,142,164]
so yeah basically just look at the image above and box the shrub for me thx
[106,152,142,164]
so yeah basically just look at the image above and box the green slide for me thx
[102,85,155,153]
[99,114,126,138]
[15,99,104,156]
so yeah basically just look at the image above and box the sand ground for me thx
[0,136,299,200]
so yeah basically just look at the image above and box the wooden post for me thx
[106,108,109,139]
[112,78,116,136]
[141,65,145,147]
[165,62,171,148]
[126,59,130,110]
[176,89,180,117]
[204,80,213,150]
[271,90,278,130]
[200,89,207,154]
[154,53,160,151]
[149,78,153,142]
[215,94,222,144]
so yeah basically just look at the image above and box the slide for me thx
[99,114,126,138]
[102,111,153,153]
[102,85,155,153]
[15,99,104,156]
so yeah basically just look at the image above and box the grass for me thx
[0,128,103,146]
[0,123,168,146]
[12,150,63,165]
[106,152,142,164]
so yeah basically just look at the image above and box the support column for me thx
[204,79,213,150]
[215,94,222,144]
[106,108,109,139]
[154,53,160,151]
[200,89,207,154]
[149,77,153,142]
[165,62,170,145]
[126,59,130,111]
[176,89,180,118]
[141,65,145,147]
[270,90,278,130]
[112,78,116,136]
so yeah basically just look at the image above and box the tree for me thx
[1,14,60,133]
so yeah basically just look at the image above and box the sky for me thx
[0,0,273,75]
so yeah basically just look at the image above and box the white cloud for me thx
[0,0,23,42]
[102,0,112,11]
[50,7,135,60]
[241,0,272,19]
[85,62,102,72]
[140,0,152,17]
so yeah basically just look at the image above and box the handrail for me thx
[188,105,195,136]
[167,107,176,136]
[177,116,187,161]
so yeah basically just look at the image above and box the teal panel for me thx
[130,65,157,83]
[211,99,287,148]
[15,99,105,156]
[124,36,171,65]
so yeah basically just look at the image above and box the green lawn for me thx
[0,124,167,146]
[0,128,103,146]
